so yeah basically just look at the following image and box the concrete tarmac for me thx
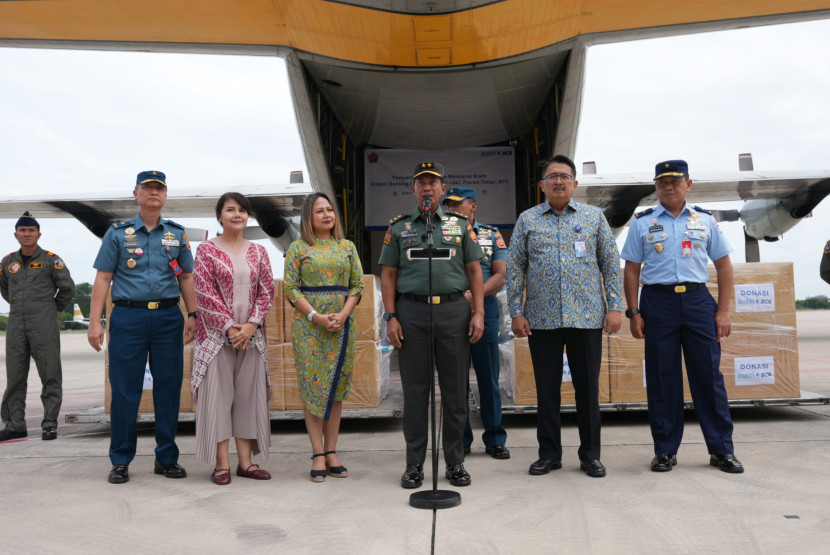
[1,312,829,554]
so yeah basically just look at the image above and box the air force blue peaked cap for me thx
[654,160,688,181]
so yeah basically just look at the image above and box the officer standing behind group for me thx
[87,171,198,484]
[0,212,75,442]
[380,162,485,489]
[621,159,743,474]
[507,154,621,479]
[820,239,830,285]
[442,187,510,460]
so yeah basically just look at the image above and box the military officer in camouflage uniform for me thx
[379,161,485,489]
[821,240,830,285]
[0,212,75,442]
[442,187,510,460]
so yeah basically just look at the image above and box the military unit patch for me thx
[825,240,830,254]
[53,258,65,270]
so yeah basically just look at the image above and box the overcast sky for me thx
[1,17,829,313]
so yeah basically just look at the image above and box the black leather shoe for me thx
[485,445,511,460]
[650,454,677,472]
[108,464,130,484]
[154,461,187,479]
[529,458,562,475]
[42,427,57,441]
[401,464,424,489]
[580,458,606,478]
[445,463,471,487]
[710,454,744,473]
[0,429,27,442]
[463,446,471,455]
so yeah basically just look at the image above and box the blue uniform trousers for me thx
[528,328,602,461]
[464,295,507,448]
[108,305,184,465]
[640,287,734,455]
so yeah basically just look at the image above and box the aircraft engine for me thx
[740,192,827,242]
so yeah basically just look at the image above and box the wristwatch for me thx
[624,308,641,319]
[187,311,198,319]
[307,309,317,322]
[382,312,397,322]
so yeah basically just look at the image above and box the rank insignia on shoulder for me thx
[692,205,712,215]
[634,208,654,218]
[389,214,405,224]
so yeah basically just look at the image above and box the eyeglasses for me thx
[542,173,574,182]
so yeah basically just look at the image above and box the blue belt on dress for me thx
[643,282,705,294]
[300,286,349,293]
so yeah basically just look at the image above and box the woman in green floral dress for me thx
[284,193,364,482]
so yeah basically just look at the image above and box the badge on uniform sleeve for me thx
[53,258,65,270]
[825,240,830,254]
[169,259,183,276]
[8,261,21,274]
[383,229,392,246]
[495,234,506,249]
[681,240,693,257]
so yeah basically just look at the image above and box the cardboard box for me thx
[282,340,390,411]
[607,334,692,403]
[505,337,611,405]
[267,344,285,411]
[721,327,800,399]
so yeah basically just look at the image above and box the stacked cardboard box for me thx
[503,337,611,405]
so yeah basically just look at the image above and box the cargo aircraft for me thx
[1,0,829,264]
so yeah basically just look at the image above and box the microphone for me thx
[422,197,433,213]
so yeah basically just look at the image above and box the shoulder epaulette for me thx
[113,220,130,229]
[692,205,712,215]
[444,210,468,220]
[165,219,185,229]
[478,222,497,231]
[634,208,654,218]
[388,214,407,225]
[44,251,56,257]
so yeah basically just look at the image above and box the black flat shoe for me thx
[485,445,511,460]
[650,454,677,472]
[529,458,562,475]
[310,453,327,482]
[710,453,744,473]
[108,464,130,484]
[445,463,471,487]
[0,429,27,442]
[154,461,187,479]
[579,458,606,478]
[400,464,423,489]
[324,450,348,478]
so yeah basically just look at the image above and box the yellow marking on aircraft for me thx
[0,0,828,67]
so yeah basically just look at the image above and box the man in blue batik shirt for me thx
[507,154,622,479]
[621,159,743,474]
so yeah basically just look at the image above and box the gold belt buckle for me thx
[147,301,159,309]
[430,296,441,304]
[674,285,686,293]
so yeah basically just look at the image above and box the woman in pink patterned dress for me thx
[284,193,363,482]
[192,193,274,485]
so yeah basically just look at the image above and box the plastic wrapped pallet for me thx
[502,337,611,405]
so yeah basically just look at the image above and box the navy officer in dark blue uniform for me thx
[88,170,198,484]
[441,187,510,460]
[621,160,743,474]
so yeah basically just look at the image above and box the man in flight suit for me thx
[0,212,75,442]
[442,187,510,460]
[88,170,198,484]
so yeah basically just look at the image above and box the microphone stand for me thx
[410,199,462,510]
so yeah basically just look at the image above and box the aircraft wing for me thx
[0,184,311,248]
[575,170,830,228]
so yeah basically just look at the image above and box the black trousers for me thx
[528,328,602,461]
[397,296,470,466]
